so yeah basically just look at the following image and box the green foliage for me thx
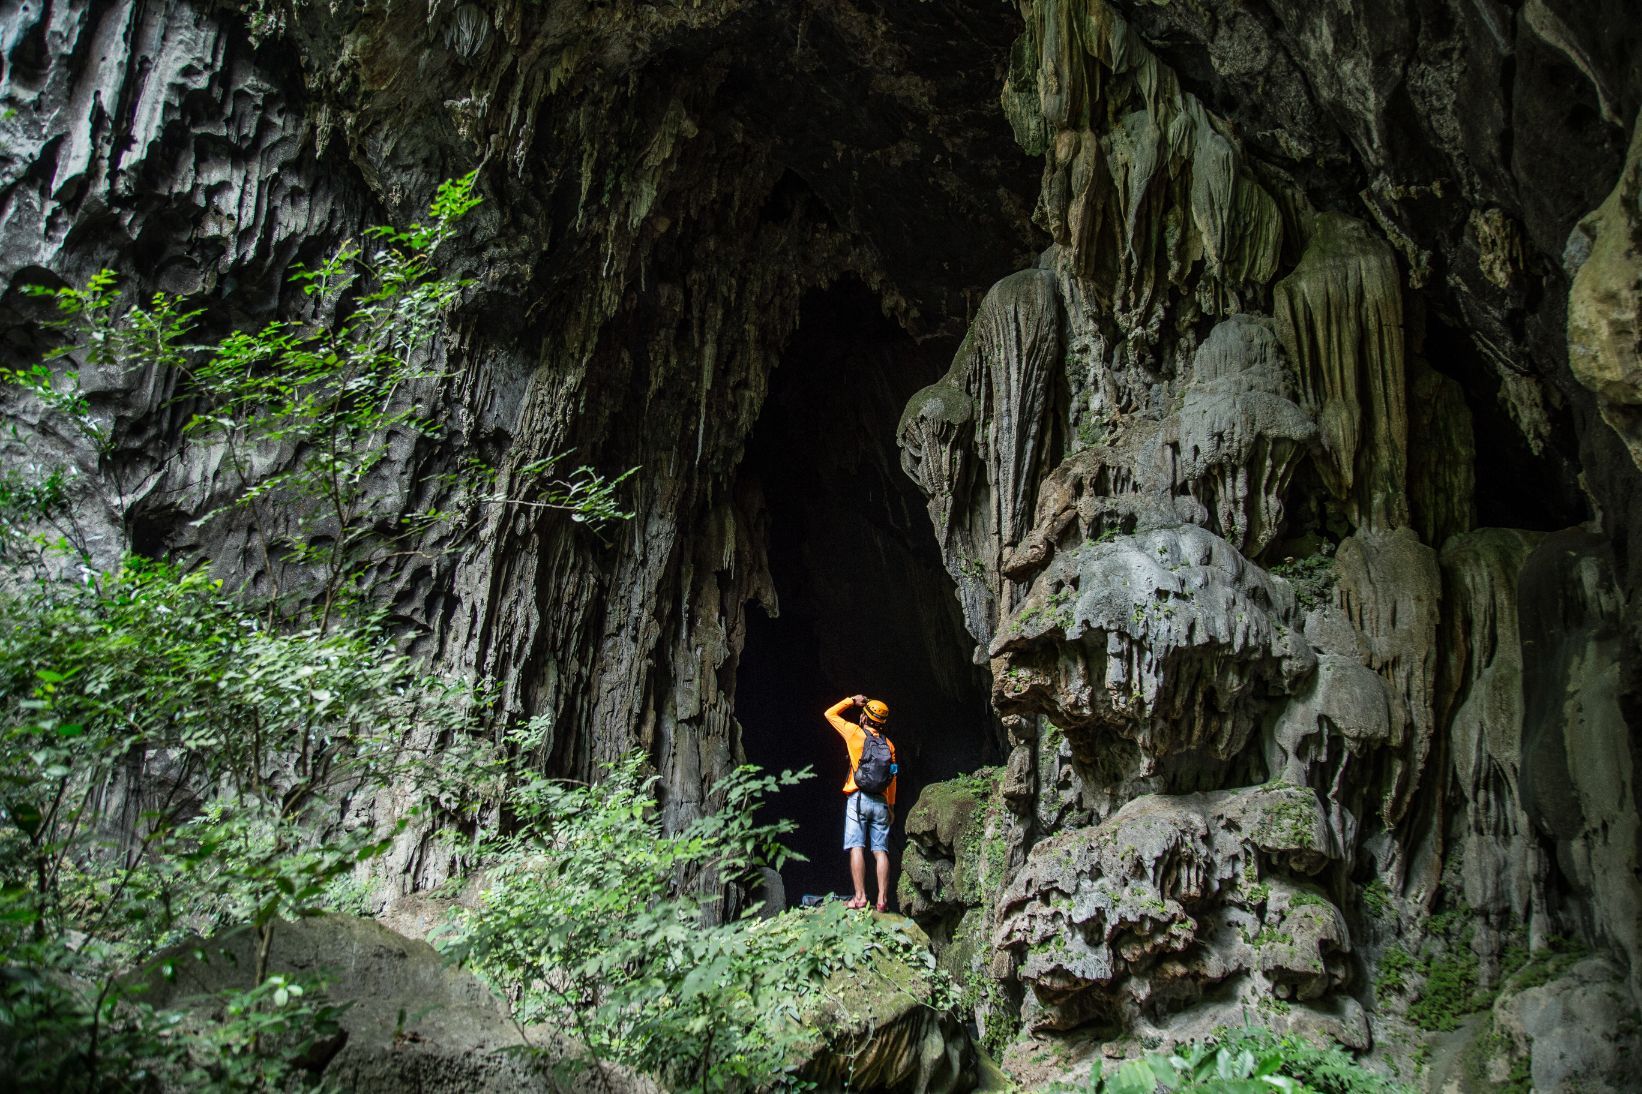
[6,272,200,566]
[1500,935,1587,993]
[0,175,645,1088]
[1209,1028,1408,1094]
[1455,1023,1530,1094]
[161,974,348,1091]
[0,554,492,1086]
[1382,914,1583,1037]
[967,972,1018,1058]
[439,754,958,1091]
[1409,950,1480,1031]
[1070,1027,1408,1094]
[14,269,200,459]
[0,465,75,569]
[13,172,633,628]
[1269,549,1336,611]
[1287,888,1328,910]
[1257,783,1321,848]
[1405,916,1481,1032]
[1088,1039,1297,1092]
[1075,418,1109,450]
[922,767,1017,1056]
[1503,1046,1532,1093]
[1360,879,1392,919]
[1375,944,1415,998]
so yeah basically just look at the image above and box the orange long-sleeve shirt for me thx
[824,697,897,805]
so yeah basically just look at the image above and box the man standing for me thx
[824,694,898,911]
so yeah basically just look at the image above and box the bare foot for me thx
[875,900,888,913]
[845,896,867,909]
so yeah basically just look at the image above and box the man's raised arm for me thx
[825,695,864,738]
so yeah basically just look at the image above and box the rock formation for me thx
[4,0,1642,1087]
[895,0,1642,1085]
[134,914,660,1092]
[0,0,1036,890]
[792,916,978,1093]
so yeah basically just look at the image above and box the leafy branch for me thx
[10,172,636,631]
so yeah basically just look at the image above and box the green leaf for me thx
[1106,1057,1164,1093]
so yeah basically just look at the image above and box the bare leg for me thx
[849,847,868,908]
[874,851,891,911]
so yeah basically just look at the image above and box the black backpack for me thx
[855,730,895,795]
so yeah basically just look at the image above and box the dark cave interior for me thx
[735,281,1000,905]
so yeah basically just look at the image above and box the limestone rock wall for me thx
[0,0,1036,891]
[897,0,1642,1080]
[5,0,1642,1084]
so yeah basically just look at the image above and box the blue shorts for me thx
[843,791,891,853]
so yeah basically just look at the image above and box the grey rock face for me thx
[1438,529,1546,949]
[1490,957,1642,1093]
[995,785,1367,1045]
[133,915,657,1093]
[1274,214,1409,534]
[1568,111,1642,472]
[990,523,1314,763]
[0,0,1037,891]
[1516,529,1641,999]
[901,268,1064,660]
[894,0,1642,1079]
[5,0,1642,1082]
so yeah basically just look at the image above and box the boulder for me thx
[1490,956,1642,1093]
[792,915,977,1093]
[131,914,656,1093]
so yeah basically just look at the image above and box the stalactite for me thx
[1274,212,1410,533]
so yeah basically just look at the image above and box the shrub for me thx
[438,754,959,1091]
[1077,1026,1409,1094]
[1269,550,1337,611]
[0,558,452,1086]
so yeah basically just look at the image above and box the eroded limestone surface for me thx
[1569,112,1642,472]
[995,786,1363,1040]
[896,0,1642,1085]
[4,0,1642,1086]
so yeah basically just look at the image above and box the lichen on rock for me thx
[993,784,1357,1040]
[990,523,1314,763]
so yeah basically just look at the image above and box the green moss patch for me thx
[1270,549,1337,610]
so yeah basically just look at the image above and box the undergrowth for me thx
[1269,549,1337,611]
[1067,1025,1409,1093]
[437,755,962,1091]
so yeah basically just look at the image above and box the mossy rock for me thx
[129,914,658,1092]
[905,767,1002,852]
[902,768,1008,916]
[791,915,976,1093]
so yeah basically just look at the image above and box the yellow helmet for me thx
[863,699,890,725]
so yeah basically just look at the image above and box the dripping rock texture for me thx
[3,0,1642,1088]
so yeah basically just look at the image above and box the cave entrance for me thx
[735,281,999,906]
